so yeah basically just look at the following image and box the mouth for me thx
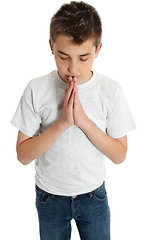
[66,75,77,81]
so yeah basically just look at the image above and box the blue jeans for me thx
[35,182,110,240]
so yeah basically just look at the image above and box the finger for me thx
[69,76,72,83]
[65,81,74,106]
[66,77,72,91]
[66,81,74,97]
[68,88,74,109]
[74,91,78,104]
[73,76,76,82]
[74,80,78,92]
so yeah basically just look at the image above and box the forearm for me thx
[80,118,127,164]
[17,120,68,165]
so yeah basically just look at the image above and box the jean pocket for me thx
[93,185,107,202]
[36,186,50,204]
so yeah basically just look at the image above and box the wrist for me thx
[79,116,92,132]
[56,119,70,131]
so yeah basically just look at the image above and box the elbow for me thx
[113,156,126,164]
[17,152,33,165]
[110,149,127,165]
[115,145,127,164]
[16,141,34,165]
[17,156,30,165]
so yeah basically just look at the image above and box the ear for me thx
[49,39,54,55]
[95,43,102,58]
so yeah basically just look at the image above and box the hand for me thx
[59,77,75,128]
[73,77,89,129]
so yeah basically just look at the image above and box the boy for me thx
[11,1,136,240]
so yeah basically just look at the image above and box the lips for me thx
[66,75,77,81]
[67,75,76,78]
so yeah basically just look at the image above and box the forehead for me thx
[53,34,96,54]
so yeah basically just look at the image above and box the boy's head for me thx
[49,1,102,84]
[50,1,102,50]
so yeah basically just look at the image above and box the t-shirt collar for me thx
[54,70,96,91]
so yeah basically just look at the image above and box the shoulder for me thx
[22,71,56,111]
[95,72,123,99]
[27,71,54,92]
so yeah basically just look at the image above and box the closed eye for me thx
[59,55,89,61]
[80,58,88,62]
[59,56,69,60]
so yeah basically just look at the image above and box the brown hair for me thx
[50,1,102,49]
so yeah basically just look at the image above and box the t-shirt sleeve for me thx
[11,83,42,137]
[106,84,136,139]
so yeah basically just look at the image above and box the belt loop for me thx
[88,192,94,198]
[72,195,77,199]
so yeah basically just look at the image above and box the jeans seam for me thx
[67,222,71,240]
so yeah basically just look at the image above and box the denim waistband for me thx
[35,181,105,199]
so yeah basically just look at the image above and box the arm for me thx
[80,118,127,164]
[17,79,75,165]
[72,79,127,164]
[16,120,68,165]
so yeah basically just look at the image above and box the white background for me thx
[1,0,160,239]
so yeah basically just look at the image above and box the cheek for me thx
[81,65,90,73]
[81,61,94,72]
[55,58,66,72]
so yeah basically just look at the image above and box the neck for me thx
[77,71,93,85]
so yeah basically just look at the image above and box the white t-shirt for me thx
[11,70,136,196]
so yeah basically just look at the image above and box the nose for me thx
[68,60,78,75]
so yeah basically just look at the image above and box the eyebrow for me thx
[57,50,92,57]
